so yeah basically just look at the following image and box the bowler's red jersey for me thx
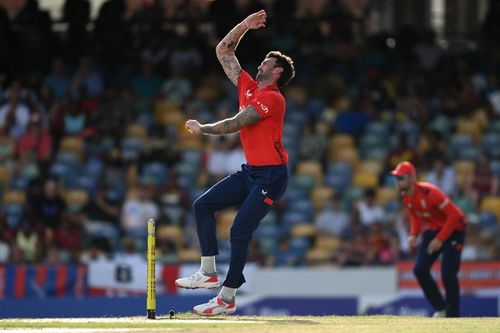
[237,70,288,166]
[401,182,466,242]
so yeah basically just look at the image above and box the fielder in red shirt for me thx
[178,10,295,316]
[392,161,466,317]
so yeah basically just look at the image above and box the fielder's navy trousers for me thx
[193,164,288,288]
[413,229,465,317]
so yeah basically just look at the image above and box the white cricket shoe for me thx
[175,271,220,289]
[432,310,446,318]
[193,296,236,316]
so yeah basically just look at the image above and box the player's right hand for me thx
[244,10,267,30]
[408,235,417,248]
[185,119,202,135]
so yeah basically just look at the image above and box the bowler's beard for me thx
[256,70,272,82]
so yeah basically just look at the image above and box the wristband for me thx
[244,19,249,29]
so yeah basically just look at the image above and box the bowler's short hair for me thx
[266,51,295,88]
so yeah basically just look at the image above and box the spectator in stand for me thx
[355,188,386,228]
[156,239,179,264]
[338,229,370,266]
[121,182,160,237]
[207,134,245,181]
[84,185,121,226]
[413,30,443,72]
[30,178,66,231]
[334,96,373,137]
[397,83,429,125]
[44,59,71,98]
[63,100,87,136]
[130,58,162,101]
[389,131,419,169]
[80,239,107,263]
[0,238,9,263]
[72,57,103,98]
[0,83,30,139]
[467,154,499,210]
[487,74,500,116]
[426,158,457,197]
[421,130,446,169]
[299,122,328,162]
[83,184,122,251]
[161,67,192,106]
[15,221,40,263]
[0,120,15,169]
[268,237,300,267]
[366,223,396,265]
[315,194,351,238]
[52,213,83,262]
[18,114,52,163]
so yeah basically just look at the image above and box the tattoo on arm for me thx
[218,55,242,87]
[216,22,247,86]
[201,105,262,135]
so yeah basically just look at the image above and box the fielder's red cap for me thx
[391,161,416,177]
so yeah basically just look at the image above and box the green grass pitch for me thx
[1,315,500,333]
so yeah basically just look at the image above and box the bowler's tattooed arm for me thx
[200,105,261,135]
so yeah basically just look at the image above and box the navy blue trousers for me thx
[193,164,288,288]
[413,229,465,317]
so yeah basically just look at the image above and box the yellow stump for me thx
[146,219,156,319]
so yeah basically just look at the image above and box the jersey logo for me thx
[261,189,268,195]
[245,89,253,98]
[420,200,427,208]
[256,101,269,113]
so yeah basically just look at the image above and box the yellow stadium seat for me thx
[64,189,89,207]
[126,124,148,139]
[285,86,307,105]
[311,185,334,211]
[195,79,221,102]
[353,171,378,188]
[314,235,342,252]
[330,147,359,166]
[217,208,237,240]
[154,100,183,126]
[305,248,331,264]
[377,187,398,206]
[179,248,201,262]
[291,223,317,238]
[297,160,323,184]
[60,136,84,160]
[329,134,355,152]
[453,160,475,190]
[3,190,26,204]
[457,117,482,144]
[126,164,138,187]
[357,160,383,175]
[480,196,500,221]
[472,108,488,131]
[157,225,183,248]
[0,165,10,187]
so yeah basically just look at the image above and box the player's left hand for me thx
[427,238,443,254]
[185,119,202,135]
[244,10,267,30]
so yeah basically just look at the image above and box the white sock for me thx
[219,286,237,303]
[201,256,216,275]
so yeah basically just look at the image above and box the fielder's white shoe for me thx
[193,296,236,316]
[432,310,446,318]
[175,271,221,289]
